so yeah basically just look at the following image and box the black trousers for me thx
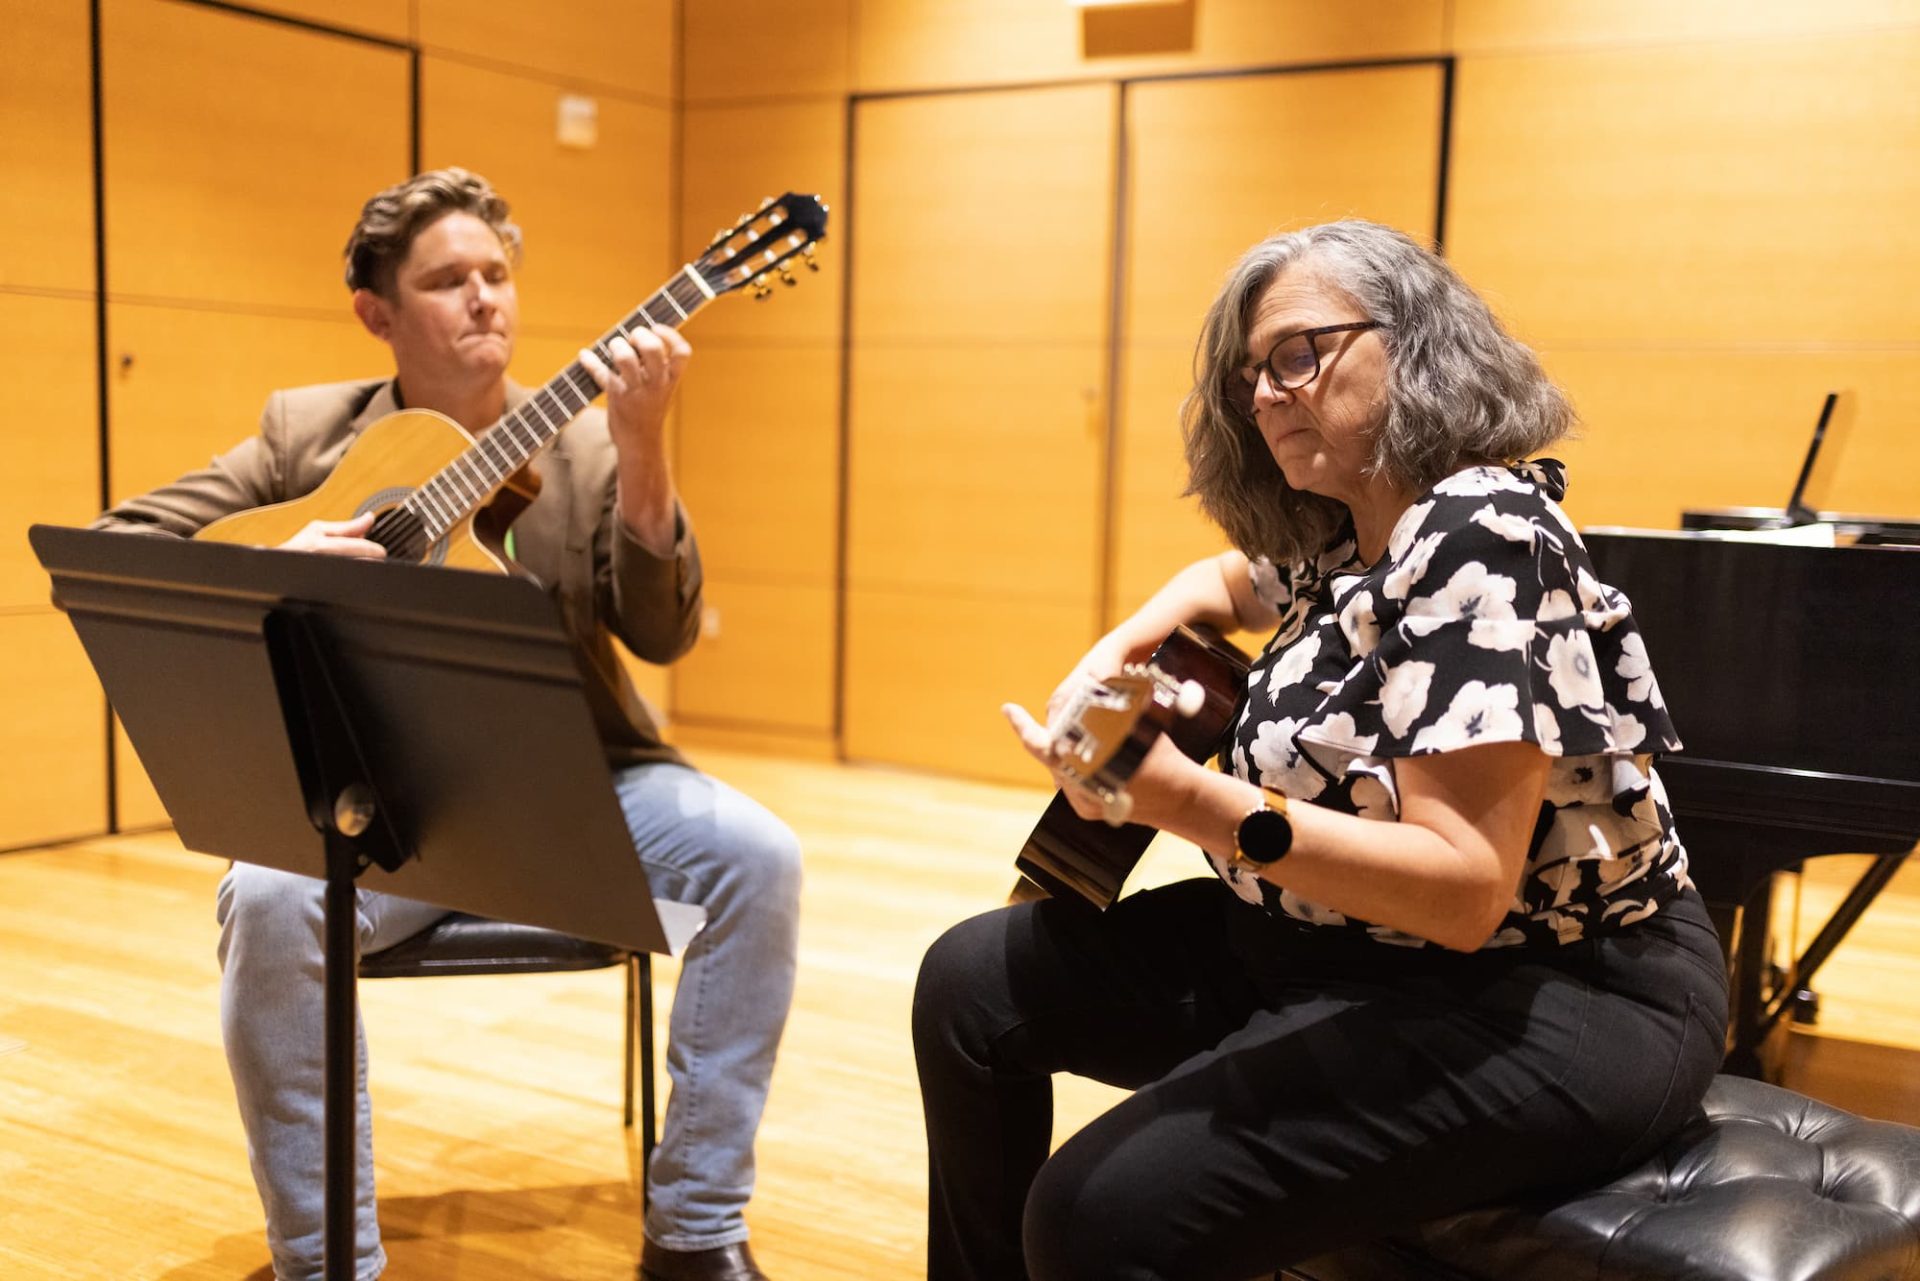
[912,878,1728,1281]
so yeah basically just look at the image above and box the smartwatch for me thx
[1231,789,1293,869]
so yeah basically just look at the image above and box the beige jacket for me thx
[92,377,698,769]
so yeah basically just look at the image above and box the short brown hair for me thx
[342,167,523,298]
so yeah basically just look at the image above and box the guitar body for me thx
[1013,625,1251,909]
[194,408,522,573]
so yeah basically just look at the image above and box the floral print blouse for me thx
[1214,459,1693,949]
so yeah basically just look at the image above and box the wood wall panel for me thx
[850,86,1116,344]
[105,305,386,506]
[848,345,1107,598]
[249,0,410,44]
[843,86,1114,778]
[100,0,409,313]
[0,612,106,850]
[676,102,846,738]
[675,345,838,581]
[1543,350,1920,531]
[1113,66,1443,618]
[422,56,675,340]
[852,0,1445,94]
[0,0,93,293]
[671,579,835,734]
[1454,0,1920,54]
[844,587,1093,785]
[1447,31,1920,349]
[1111,345,1217,617]
[417,0,674,100]
[684,0,852,102]
[2,295,99,608]
[679,102,846,348]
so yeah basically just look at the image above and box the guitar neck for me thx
[406,265,719,543]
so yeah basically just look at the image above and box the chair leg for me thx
[624,953,638,1129]
[639,952,657,1197]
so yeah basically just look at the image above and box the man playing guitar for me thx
[94,168,797,1281]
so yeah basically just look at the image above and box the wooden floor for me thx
[1,746,1916,1279]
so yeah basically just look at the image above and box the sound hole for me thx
[367,506,429,563]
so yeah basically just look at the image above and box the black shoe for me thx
[639,1238,769,1281]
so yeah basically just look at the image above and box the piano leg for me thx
[1709,884,1792,1083]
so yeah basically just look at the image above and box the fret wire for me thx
[550,370,588,411]
[416,485,449,537]
[414,484,452,528]
[564,365,600,403]
[439,467,473,507]
[464,459,501,502]
[533,387,573,433]
[668,277,702,311]
[475,433,512,480]
[479,419,516,471]
[680,262,718,301]
[497,408,538,458]
[520,396,558,439]
[444,464,480,506]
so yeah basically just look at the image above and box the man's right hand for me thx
[276,512,387,558]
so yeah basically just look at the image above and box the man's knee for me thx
[730,810,803,907]
[217,862,324,962]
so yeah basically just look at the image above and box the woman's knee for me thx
[911,911,1012,1057]
[1023,1147,1154,1281]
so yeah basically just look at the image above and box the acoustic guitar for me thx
[1012,625,1251,908]
[194,193,830,570]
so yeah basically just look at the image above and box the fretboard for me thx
[404,265,718,544]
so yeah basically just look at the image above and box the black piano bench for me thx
[1285,1074,1920,1281]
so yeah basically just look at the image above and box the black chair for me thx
[358,914,659,1194]
[1285,1074,1920,1281]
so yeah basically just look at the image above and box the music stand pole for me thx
[272,609,411,1279]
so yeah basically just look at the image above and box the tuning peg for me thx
[803,245,821,272]
[778,267,796,286]
[758,196,774,210]
[751,273,772,300]
[714,228,733,249]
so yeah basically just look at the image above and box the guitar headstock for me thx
[1050,664,1208,825]
[695,193,829,300]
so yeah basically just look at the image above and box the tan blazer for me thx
[92,377,699,769]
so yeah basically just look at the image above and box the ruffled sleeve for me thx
[1295,465,1681,764]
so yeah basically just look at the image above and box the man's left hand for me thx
[579,322,691,452]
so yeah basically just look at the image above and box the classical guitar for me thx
[195,193,829,570]
[1012,625,1251,909]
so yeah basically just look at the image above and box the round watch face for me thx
[1237,804,1293,864]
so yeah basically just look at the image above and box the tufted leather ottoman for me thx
[1286,1074,1920,1281]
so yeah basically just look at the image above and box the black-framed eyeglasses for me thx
[1233,320,1385,405]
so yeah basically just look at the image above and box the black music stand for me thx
[30,524,701,1281]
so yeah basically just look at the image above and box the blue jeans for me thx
[216,761,802,1281]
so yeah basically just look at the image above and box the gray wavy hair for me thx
[343,167,523,298]
[1181,219,1574,564]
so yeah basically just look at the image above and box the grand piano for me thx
[1584,520,1920,1080]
